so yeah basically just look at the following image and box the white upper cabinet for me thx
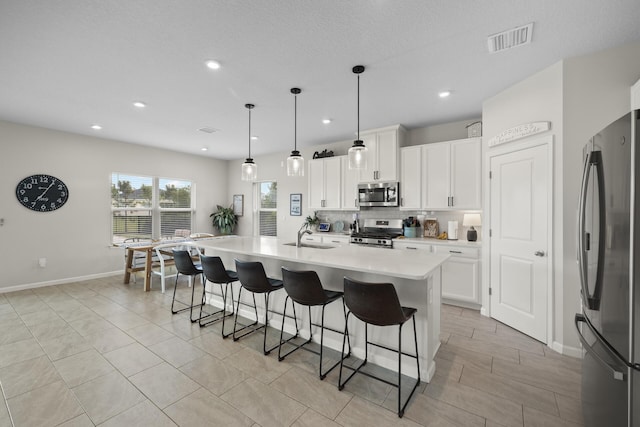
[399,145,423,210]
[450,138,482,209]
[341,156,360,210]
[423,137,481,210]
[358,125,405,183]
[308,156,342,210]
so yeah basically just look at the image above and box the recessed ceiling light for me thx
[91,124,102,130]
[205,60,221,70]
[251,136,258,141]
[201,147,208,152]
[439,91,451,98]
[322,118,332,124]
[133,101,146,108]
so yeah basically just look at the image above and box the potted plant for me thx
[303,211,320,230]
[210,204,238,235]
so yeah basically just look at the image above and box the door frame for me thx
[482,134,555,345]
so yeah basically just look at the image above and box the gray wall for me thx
[482,40,640,353]
[0,120,229,289]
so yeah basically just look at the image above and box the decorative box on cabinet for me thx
[308,156,341,210]
[358,125,406,183]
[423,137,481,210]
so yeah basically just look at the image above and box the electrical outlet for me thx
[38,258,47,268]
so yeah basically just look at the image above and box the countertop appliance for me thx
[357,181,399,207]
[575,110,640,427]
[350,218,403,248]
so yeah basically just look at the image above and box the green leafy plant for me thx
[303,211,320,230]
[210,204,238,234]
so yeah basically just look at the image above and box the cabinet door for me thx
[400,146,422,210]
[394,241,432,252]
[308,159,325,209]
[441,257,479,303]
[423,142,450,209]
[341,157,360,210]
[358,133,378,182]
[323,157,342,209]
[375,129,398,182]
[450,138,481,209]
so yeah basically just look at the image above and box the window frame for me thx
[111,173,195,245]
[253,180,277,237]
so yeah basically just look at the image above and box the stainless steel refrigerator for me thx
[576,110,640,427]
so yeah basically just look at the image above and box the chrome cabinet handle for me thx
[534,250,545,257]
[449,250,462,254]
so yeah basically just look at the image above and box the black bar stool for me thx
[338,276,420,418]
[199,255,237,336]
[171,249,204,323]
[233,259,292,355]
[278,267,351,379]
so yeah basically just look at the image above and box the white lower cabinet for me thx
[322,234,350,245]
[393,241,481,306]
[433,245,480,306]
[300,234,323,244]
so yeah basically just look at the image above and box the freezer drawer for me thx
[576,314,628,426]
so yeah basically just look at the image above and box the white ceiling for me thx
[1,1,640,160]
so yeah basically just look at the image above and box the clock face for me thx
[16,174,69,212]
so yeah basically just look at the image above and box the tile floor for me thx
[0,275,583,426]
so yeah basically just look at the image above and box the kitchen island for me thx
[195,236,449,381]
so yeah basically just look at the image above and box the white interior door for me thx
[490,142,550,343]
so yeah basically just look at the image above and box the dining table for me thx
[122,236,219,291]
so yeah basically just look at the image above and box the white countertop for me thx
[196,236,449,281]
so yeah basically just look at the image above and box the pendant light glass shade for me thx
[348,65,368,170]
[241,103,257,181]
[348,140,367,170]
[287,88,304,177]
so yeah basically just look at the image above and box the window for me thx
[256,181,277,236]
[111,173,193,244]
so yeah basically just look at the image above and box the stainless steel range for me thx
[350,219,403,248]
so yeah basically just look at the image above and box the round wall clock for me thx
[16,174,69,212]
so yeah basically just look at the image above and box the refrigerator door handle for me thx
[575,314,627,380]
[577,150,606,310]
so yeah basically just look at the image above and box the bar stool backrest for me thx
[173,250,201,275]
[201,255,234,283]
[281,268,328,306]
[235,259,272,293]
[343,277,406,327]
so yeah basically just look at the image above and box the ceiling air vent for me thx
[487,23,533,53]
[198,127,218,134]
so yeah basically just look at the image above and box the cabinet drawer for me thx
[301,235,323,243]
[394,241,432,252]
[433,245,479,259]
[324,235,350,245]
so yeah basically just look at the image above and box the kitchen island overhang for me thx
[195,236,449,381]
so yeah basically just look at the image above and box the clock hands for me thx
[35,180,56,201]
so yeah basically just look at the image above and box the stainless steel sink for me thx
[283,242,336,249]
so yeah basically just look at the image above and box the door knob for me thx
[534,250,545,257]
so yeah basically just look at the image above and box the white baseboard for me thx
[550,341,583,358]
[0,271,122,294]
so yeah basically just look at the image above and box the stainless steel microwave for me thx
[357,182,399,207]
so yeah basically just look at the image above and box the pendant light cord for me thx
[294,93,297,151]
[357,72,360,141]
[248,107,252,158]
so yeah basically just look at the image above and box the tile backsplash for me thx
[314,208,482,240]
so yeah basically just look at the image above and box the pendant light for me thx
[241,103,257,181]
[287,87,304,177]
[348,65,368,170]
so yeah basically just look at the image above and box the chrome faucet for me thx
[297,228,312,247]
